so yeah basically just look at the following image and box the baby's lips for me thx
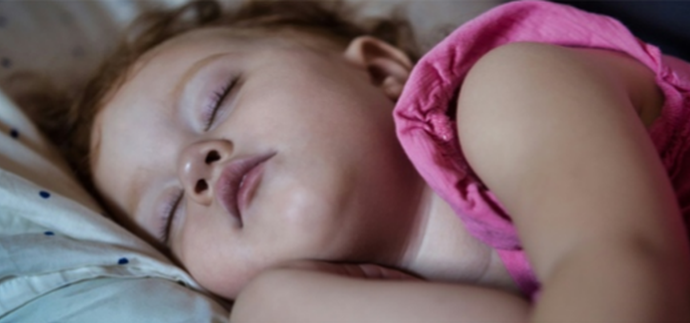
[215,151,276,226]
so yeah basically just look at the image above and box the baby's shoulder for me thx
[465,42,663,128]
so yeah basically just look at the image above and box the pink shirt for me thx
[394,0,690,298]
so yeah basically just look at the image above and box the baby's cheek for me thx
[172,217,252,299]
[258,188,341,249]
[181,239,256,300]
[256,164,362,259]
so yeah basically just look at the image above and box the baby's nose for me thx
[178,140,234,205]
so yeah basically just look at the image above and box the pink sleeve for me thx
[394,0,690,298]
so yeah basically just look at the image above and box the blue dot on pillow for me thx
[44,231,55,236]
[118,257,129,265]
[10,128,19,138]
[0,16,6,27]
[39,191,51,199]
[1,57,11,69]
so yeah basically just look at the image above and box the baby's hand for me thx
[273,260,421,281]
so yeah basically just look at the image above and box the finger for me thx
[356,264,420,280]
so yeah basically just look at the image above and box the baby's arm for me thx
[458,42,690,322]
[230,262,529,323]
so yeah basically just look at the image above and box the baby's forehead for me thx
[136,26,342,70]
[132,28,257,71]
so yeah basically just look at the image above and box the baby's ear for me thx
[343,36,412,100]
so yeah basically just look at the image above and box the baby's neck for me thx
[400,186,520,293]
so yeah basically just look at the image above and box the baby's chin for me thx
[204,259,313,300]
[203,274,251,301]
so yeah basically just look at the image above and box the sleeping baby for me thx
[19,0,690,322]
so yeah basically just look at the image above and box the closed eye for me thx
[203,76,240,131]
[159,190,184,245]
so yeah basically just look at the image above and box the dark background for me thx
[552,1,690,61]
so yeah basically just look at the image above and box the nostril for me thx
[195,179,209,194]
[205,150,221,164]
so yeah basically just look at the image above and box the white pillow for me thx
[0,90,229,321]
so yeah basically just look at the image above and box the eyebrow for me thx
[125,52,232,218]
[172,52,231,109]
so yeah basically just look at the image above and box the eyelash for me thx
[159,190,184,245]
[203,76,239,131]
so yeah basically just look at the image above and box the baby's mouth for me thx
[215,152,276,226]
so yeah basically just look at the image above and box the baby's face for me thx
[91,28,419,298]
